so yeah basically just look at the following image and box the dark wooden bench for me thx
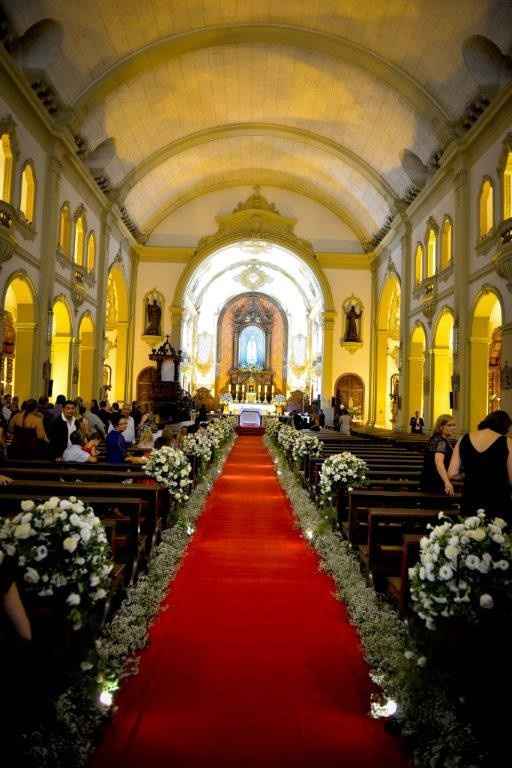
[347,489,461,544]
[386,534,423,615]
[0,492,151,585]
[360,508,438,587]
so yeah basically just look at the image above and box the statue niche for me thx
[144,292,163,336]
[342,295,363,344]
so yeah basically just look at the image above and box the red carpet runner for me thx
[92,437,409,768]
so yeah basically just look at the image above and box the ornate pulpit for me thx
[148,336,190,422]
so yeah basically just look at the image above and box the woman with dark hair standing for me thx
[421,414,456,495]
[8,399,49,459]
[448,410,512,518]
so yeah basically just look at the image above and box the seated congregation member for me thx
[83,400,106,438]
[1,557,32,641]
[449,410,512,519]
[98,400,112,429]
[63,430,97,463]
[154,425,178,450]
[410,410,425,434]
[8,399,49,459]
[106,414,145,464]
[1,393,12,423]
[136,425,155,451]
[83,431,102,458]
[48,400,76,460]
[107,404,136,445]
[421,414,456,496]
[46,393,66,423]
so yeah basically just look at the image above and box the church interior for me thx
[1,2,512,767]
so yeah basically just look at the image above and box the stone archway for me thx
[334,373,365,422]
[470,289,503,428]
[172,188,334,404]
[375,273,401,429]
[2,273,37,401]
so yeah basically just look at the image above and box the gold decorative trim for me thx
[339,341,363,354]
[170,188,335,315]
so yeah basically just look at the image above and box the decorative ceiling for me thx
[4,1,512,250]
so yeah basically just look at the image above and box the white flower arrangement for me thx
[182,433,212,467]
[144,446,192,504]
[319,451,368,503]
[277,424,299,455]
[291,432,321,463]
[219,391,233,404]
[410,510,512,630]
[272,393,287,405]
[0,497,112,630]
[265,417,282,442]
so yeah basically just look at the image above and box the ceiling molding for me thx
[115,122,398,208]
[70,23,452,142]
[138,169,372,250]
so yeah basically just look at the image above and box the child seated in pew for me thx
[63,430,98,463]
[106,414,147,465]
[83,430,103,458]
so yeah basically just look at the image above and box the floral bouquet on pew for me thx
[0,496,112,630]
[292,433,321,463]
[277,424,299,456]
[265,417,282,443]
[145,446,192,504]
[410,511,512,631]
[182,433,212,470]
[319,452,368,506]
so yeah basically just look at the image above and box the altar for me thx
[228,402,276,418]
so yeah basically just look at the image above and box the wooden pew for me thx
[0,479,168,553]
[361,508,438,587]
[347,488,461,544]
[386,534,423,615]
[0,492,151,585]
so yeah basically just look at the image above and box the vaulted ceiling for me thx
[6,1,512,250]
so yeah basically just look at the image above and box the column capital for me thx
[320,309,336,328]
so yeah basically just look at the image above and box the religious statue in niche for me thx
[342,296,363,343]
[144,293,163,336]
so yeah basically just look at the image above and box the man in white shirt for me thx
[63,431,95,463]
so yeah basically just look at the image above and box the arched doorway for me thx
[432,309,454,423]
[50,298,72,399]
[334,373,364,422]
[375,273,401,429]
[470,290,502,428]
[136,366,157,410]
[408,324,427,419]
[2,275,36,401]
[105,265,129,403]
[77,313,96,401]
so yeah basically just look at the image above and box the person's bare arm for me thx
[3,582,32,641]
[448,438,462,479]
[506,437,512,484]
[435,452,454,495]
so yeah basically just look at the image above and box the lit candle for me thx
[271,384,274,395]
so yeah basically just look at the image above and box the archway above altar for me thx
[177,189,327,404]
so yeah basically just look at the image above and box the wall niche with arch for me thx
[334,373,365,423]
